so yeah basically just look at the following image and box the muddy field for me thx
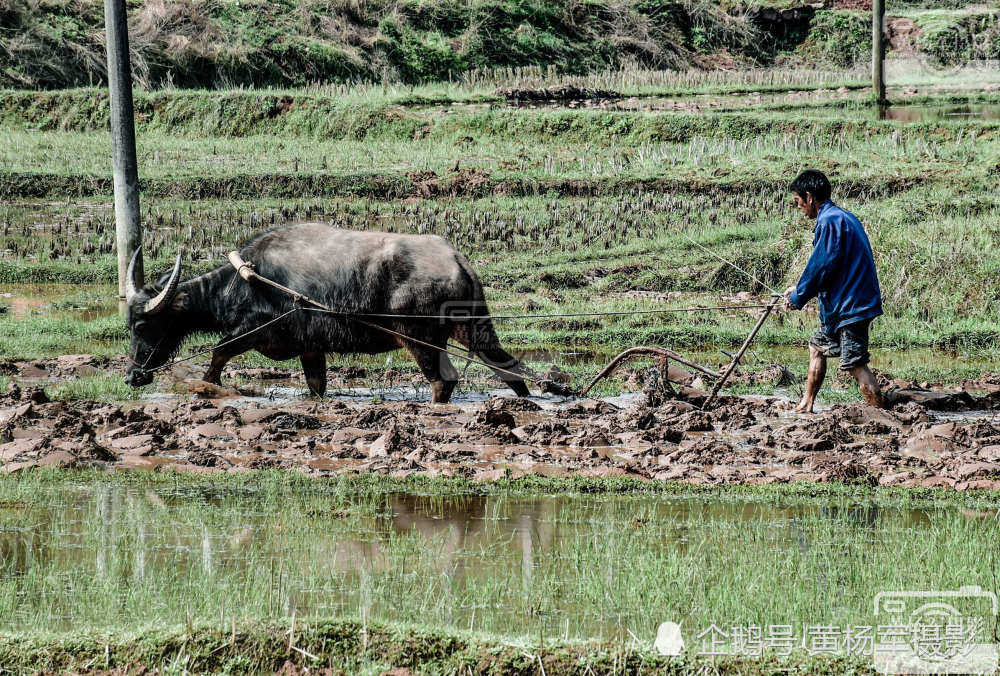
[3,355,1000,490]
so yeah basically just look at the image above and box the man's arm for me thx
[786,221,840,309]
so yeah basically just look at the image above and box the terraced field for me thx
[3,59,1000,675]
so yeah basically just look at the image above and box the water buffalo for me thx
[123,223,532,403]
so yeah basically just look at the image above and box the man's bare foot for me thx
[859,383,884,409]
[793,399,814,413]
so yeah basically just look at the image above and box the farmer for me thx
[782,170,884,412]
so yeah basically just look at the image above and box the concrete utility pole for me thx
[873,0,887,104]
[103,0,142,300]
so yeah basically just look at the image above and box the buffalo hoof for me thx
[125,369,153,387]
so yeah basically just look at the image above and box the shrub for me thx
[916,10,1000,66]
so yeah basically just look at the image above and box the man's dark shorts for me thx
[809,319,872,370]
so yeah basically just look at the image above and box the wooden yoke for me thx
[229,251,312,306]
[228,251,256,282]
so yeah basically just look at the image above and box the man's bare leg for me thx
[849,365,884,408]
[794,346,827,413]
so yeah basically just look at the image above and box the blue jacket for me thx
[787,201,882,333]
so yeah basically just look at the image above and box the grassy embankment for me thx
[0,470,998,674]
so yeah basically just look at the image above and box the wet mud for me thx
[3,356,1000,490]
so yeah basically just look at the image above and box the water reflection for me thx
[0,484,980,636]
[878,103,1000,122]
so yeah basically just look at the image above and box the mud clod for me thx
[188,450,224,467]
[474,408,516,429]
[486,396,541,413]
[258,412,322,431]
[673,410,714,432]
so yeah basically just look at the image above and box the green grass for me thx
[44,374,147,401]
[0,116,988,182]
[0,618,879,675]
[4,181,1000,356]
[3,86,1000,400]
[0,314,126,358]
[0,470,997,673]
[912,8,1000,66]
[5,87,998,141]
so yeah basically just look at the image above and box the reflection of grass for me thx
[0,470,997,672]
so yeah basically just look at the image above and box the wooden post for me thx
[103,0,142,300]
[873,0,887,104]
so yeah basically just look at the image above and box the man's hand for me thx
[782,286,798,311]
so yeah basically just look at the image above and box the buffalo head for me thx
[123,249,185,386]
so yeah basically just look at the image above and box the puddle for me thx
[0,284,117,322]
[0,482,985,637]
[772,102,1000,122]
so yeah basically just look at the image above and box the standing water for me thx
[0,478,995,644]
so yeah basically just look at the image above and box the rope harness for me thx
[134,250,780,404]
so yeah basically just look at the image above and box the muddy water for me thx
[0,482,955,637]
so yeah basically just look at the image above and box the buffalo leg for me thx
[300,352,327,397]
[451,323,531,397]
[407,345,458,404]
[203,350,236,385]
[478,346,531,397]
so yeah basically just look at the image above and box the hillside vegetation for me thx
[3,0,999,90]
[2,0,761,89]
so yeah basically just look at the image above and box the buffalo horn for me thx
[125,248,142,302]
[144,253,183,314]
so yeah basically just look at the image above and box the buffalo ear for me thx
[171,291,187,312]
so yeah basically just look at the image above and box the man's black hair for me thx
[789,170,832,204]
